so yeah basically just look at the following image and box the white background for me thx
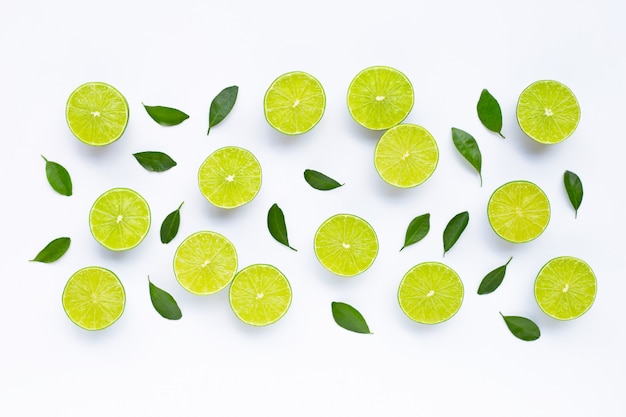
[1,1,624,415]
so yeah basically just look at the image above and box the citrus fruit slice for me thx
[229,264,292,326]
[62,266,125,330]
[487,180,550,243]
[66,82,129,146]
[374,123,439,187]
[314,214,378,277]
[89,188,151,251]
[534,256,596,320]
[198,146,262,209]
[516,80,580,144]
[263,71,326,135]
[173,231,238,295]
[347,66,414,130]
[398,262,464,324]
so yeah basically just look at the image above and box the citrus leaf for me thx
[331,301,371,334]
[267,203,296,251]
[149,277,182,320]
[133,151,177,172]
[451,128,483,186]
[477,89,505,138]
[443,211,469,255]
[477,257,512,295]
[160,202,183,244]
[400,213,430,251]
[500,313,540,341]
[208,85,238,135]
[143,104,189,126]
[564,170,583,218]
[304,169,343,190]
[42,155,72,196]
[30,237,71,263]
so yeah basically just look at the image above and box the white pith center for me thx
[426,290,435,297]
[544,108,554,116]
[562,284,569,293]
[201,260,210,268]
[116,215,123,223]
[375,95,385,101]
[402,151,410,160]
[293,99,300,107]
[226,174,235,182]
[342,242,351,249]
[256,293,264,300]
[91,111,101,117]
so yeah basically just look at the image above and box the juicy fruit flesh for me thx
[174,231,238,295]
[398,262,464,324]
[487,181,550,243]
[535,256,596,320]
[347,66,414,130]
[516,80,580,144]
[229,264,292,326]
[264,71,325,135]
[62,267,125,331]
[66,82,129,146]
[198,146,262,209]
[374,124,439,188]
[89,188,151,251]
[314,214,378,277]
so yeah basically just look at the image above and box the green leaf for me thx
[331,301,371,334]
[267,203,296,251]
[443,211,469,255]
[304,169,343,190]
[143,104,189,126]
[564,170,583,218]
[400,213,430,251]
[30,237,71,263]
[477,89,505,138]
[451,128,483,186]
[500,313,540,341]
[149,277,182,320]
[42,155,72,196]
[133,151,177,172]
[208,85,238,135]
[477,257,512,295]
[160,202,183,244]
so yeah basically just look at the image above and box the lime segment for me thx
[198,146,262,209]
[374,123,439,187]
[516,80,580,144]
[229,264,292,326]
[62,266,125,331]
[264,71,326,135]
[347,66,414,130]
[66,82,129,146]
[89,188,151,251]
[398,262,464,324]
[174,231,238,295]
[535,256,596,320]
[314,214,378,277]
[487,180,550,243]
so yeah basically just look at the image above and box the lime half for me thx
[62,266,125,331]
[347,66,414,130]
[66,82,129,146]
[89,188,151,251]
[398,262,464,324]
[314,214,378,277]
[229,264,292,326]
[374,123,439,187]
[535,256,596,320]
[174,231,238,295]
[487,180,550,243]
[198,146,262,209]
[264,71,326,135]
[516,80,580,144]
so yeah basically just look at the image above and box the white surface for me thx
[1,0,624,415]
